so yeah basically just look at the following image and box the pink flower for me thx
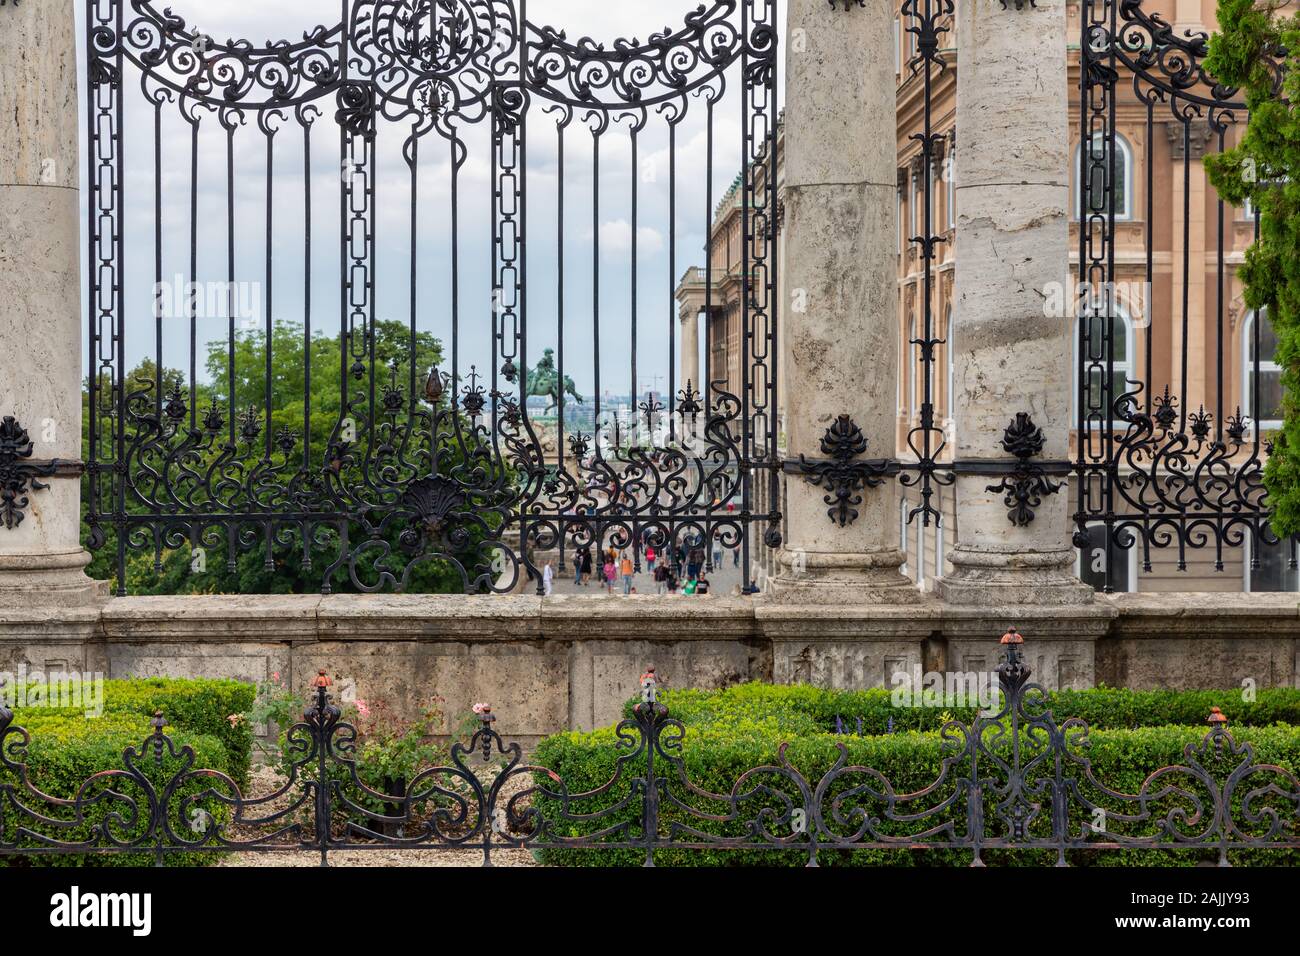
[472,702,489,715]
[227,713,244,726]
[271,672,281,684]
[355,699,371,719]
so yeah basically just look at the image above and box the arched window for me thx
[1074,131,1133,221]
[1073,303,1135,424]
[1243,308,1283,432]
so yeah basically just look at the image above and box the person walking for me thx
[580,546,593,586]
[686,542,704,581]
[620,552,635,595]
[712,530,723,569]
[573,546,585,586]
[542,559,554,597]
[654,562,669,595]
[602,556,616,594]
[645,544,656,573]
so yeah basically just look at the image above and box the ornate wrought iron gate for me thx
[1076,0,1291,590]
[85,1,780,595]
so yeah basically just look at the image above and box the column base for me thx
[935,548,1094,606]
[765,548,921,605]
[0,549,107,606]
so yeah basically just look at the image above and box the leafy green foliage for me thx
[619,682,1300,733]
[13,676,254,784]
[82,321,492,594]
[1205,0,1300,534]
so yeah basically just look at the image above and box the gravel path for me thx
[216,765,541,868]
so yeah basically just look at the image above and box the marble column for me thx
[679,306,701,402]
[0,0,100,604]
[936,0,1091,605]
[768,0,915,604]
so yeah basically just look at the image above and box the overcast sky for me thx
[79,1,788,401]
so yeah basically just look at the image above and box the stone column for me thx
[936,0,1091,605]
[679,306,701,400]
[768,0,915,604]
[0,1,99,604]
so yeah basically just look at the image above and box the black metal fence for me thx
[1076,0,1293,588]
[85,0,781,595]
[2,633,1296,867]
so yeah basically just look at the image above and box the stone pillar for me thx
[936,0,1091,605]
[767,0,915,604]
[679,307,701,400]
[0,0,99,604]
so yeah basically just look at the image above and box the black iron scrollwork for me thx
[2,630,1296,866]
[0,416,79,531]
[985,413,1064,527]
[787,415,893,528]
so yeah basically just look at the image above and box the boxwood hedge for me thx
[619,683,1300,736]
[12,676,255,784]
[0,712,235,867]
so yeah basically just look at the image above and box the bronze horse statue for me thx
[525,348,584,415]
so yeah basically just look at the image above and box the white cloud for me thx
[594,219,665,257]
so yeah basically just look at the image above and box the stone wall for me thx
[2,593,1295,745]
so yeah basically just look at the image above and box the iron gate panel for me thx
[1076,0,1293,590]
[85,0,781,595]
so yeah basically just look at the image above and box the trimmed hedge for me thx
[12,677,255,784]
[532,685,1300,867]
[0,712,235,867]
[621,683,1300,736]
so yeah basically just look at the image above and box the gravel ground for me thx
[217,765,541,868]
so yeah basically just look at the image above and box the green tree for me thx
[82,321,499,595]
[1204,0,1300,534]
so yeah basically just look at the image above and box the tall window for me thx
[1075,131,1133,221]
[899,499,910,577]
[945,147,956,230]
[1246,534,1298,592]
[1243,308,1283,432]
[944,306,955,423]
[910,167,922,239]
[1073,303,1135,424]
[897,178,903,253]
[916,515,926,590]
[907,314,918,420]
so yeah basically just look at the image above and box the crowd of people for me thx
[549,535,729,597]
